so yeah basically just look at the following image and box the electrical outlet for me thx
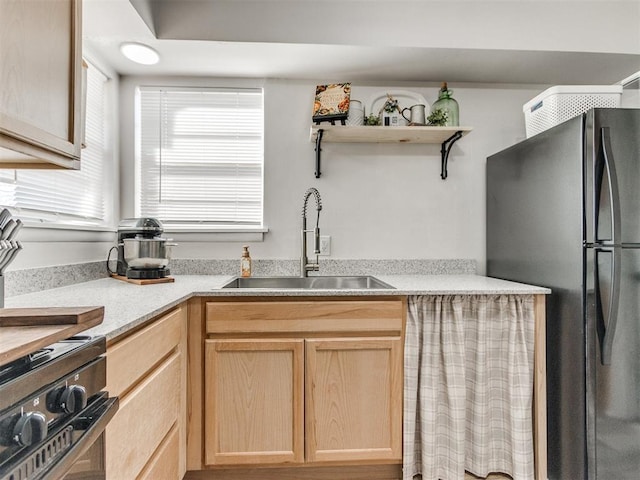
[319,235,331,255]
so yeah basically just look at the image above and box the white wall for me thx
[10,75,542,274]
[119,76,543,274]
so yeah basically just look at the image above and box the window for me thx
[136,86,264,231]
[0,60,111,228]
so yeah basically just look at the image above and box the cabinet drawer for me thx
[137,424,180,480]
[206,299,404,335]
[106,306,185,397]
[106,351,181,479]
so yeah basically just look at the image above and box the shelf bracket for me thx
[440,130,463,180]
[314,128,324,178]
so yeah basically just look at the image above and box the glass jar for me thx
[431,82,459,127]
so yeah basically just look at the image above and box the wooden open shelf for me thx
[309,125,472,143]
[309,125,473,179]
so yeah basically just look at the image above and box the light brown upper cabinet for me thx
[0,0,83,169]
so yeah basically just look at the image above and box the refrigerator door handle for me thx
[597,127,621,245]
[595,246,621,365]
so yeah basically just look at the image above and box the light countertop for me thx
[4,275,549,342]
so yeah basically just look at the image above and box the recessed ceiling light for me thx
[120,42,160,65]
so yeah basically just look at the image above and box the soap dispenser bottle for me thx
[431,82,459,127]
[240,245,252,277]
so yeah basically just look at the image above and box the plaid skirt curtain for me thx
[403,295,535,480]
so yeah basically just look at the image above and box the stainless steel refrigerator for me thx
[486,108,640,480]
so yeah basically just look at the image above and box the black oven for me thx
[0,336,118,480]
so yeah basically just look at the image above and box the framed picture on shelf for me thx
[312,83,351,124]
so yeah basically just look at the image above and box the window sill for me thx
[162,226,269,242]
[18,223,116,242]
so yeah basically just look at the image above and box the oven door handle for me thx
[42,394,119,480]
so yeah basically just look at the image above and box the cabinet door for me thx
[0,0,82,167]
[204,339,304,465]
[305,337,403,463]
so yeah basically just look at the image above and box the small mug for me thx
[401,104,426,125]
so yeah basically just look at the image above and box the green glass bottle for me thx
[431,82,459,127]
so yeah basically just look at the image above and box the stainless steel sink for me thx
[221,275,395,290]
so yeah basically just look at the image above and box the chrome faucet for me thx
[301,187,322,277]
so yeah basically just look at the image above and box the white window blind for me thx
[136,86,264,229]
[0,60,108,226]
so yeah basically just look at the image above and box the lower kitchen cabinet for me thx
[205,339,304,465]
[305,337,402,463]
[198,297,405,477]
[104,304,187,480]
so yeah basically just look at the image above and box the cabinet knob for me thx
[13,412,48,447]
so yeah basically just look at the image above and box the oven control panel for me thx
[0,356,105,453]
